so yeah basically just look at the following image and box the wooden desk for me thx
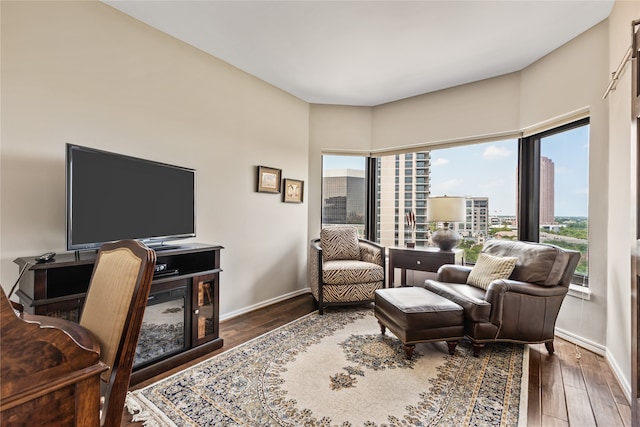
[388,247,463,287]
[0,289,107,427]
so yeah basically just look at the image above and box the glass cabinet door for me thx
[192,273,219,345]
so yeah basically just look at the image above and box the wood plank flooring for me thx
[122,293,631,426]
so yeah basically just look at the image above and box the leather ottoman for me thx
[374,287,464,359]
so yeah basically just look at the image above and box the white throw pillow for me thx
[466,252,518,290]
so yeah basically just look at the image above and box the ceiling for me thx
[103,1,614,107]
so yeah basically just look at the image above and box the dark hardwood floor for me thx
[122,293,631,426]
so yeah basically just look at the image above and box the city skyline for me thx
[324,126,589,217]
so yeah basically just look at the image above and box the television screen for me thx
[66,144,196,251]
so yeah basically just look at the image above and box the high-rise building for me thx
[322,169,365,226]
[540,156,555,224]
[376,152,431,247]
[455,197,489,242]
[514,155,555,225]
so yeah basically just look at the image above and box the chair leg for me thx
[313,297,324,315]
[446,340,458,355]
[545,340,555,355]
[472,342,484,357]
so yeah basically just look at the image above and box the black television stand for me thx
[150,243,183,252]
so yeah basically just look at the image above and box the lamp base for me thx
[432,228,461,251]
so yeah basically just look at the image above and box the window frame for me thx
[321,117,590,286]
[519,117,590,286]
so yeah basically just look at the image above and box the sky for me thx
[324,125,589,217]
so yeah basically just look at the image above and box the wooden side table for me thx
[388,247,464,287]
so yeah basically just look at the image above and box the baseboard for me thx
[605,348,632,404]
[555,326,632,404]
[219,288,311,322]
[554,326,606,356]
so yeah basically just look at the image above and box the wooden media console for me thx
[13,242,223,385]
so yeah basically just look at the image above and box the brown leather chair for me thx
[423,239,580,356]
[309,226,385,314]
[79,239,156,427]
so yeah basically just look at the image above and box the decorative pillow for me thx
[466,252,518,290]
[320,227,360,262]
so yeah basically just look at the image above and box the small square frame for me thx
[283,178,304,203]
[257,166,282,193]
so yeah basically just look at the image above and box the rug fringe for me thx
[126,392,165,427]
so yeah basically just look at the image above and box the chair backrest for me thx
[483,239,580,287]
[320,226,360,262]
[79,239,156,427]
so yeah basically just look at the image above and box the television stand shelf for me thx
[13,242,223,385]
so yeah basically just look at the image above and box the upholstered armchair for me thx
[422,239,580,356]
[310,226,385,314]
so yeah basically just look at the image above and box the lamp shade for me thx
[427,196,466,223]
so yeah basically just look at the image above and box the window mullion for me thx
[518,137,540,242]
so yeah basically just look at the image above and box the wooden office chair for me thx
[79,240,156,427]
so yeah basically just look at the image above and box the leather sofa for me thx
[422,239,580,355]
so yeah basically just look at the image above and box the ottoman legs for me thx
[404,343,415,360]
[378,321,459,359]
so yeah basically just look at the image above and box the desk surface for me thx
[22,313,100,353]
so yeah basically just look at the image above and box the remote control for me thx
[35,252,56,263]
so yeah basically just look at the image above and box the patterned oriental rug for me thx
[126,308,528,426]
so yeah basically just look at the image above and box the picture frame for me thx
[257,165,281,193]
[283,178,304,203]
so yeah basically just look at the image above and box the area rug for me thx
[126,308,528,426]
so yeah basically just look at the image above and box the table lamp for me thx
[427,196,466,250]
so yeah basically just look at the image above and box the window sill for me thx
[568,284,591,300]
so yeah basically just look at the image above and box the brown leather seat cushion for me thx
[374,287,464,344]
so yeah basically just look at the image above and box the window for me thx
[321,119,589,286]
[375,142,518,262]
[370,119,589,286]
[522,120,590,285]
[321,155,367,238]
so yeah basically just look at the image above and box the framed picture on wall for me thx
[257,166,281,193]
[283,178,304,203]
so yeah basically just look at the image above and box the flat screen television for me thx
[66,144,196,251]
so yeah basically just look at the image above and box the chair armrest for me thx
[358,239,384,267]
[309,240,323,298]
[484,279,568,326]
[486,279,568,299]
[436,265,472,283]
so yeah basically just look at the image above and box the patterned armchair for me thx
[309,226,385,314]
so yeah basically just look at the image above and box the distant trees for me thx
[458,240,482,264]
[544,218,588,240]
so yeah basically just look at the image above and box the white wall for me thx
[307,105,373,239]
[604,0,640,398]
[371,72,521,149]
[0,1,310,316]
[519,21,610,358]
